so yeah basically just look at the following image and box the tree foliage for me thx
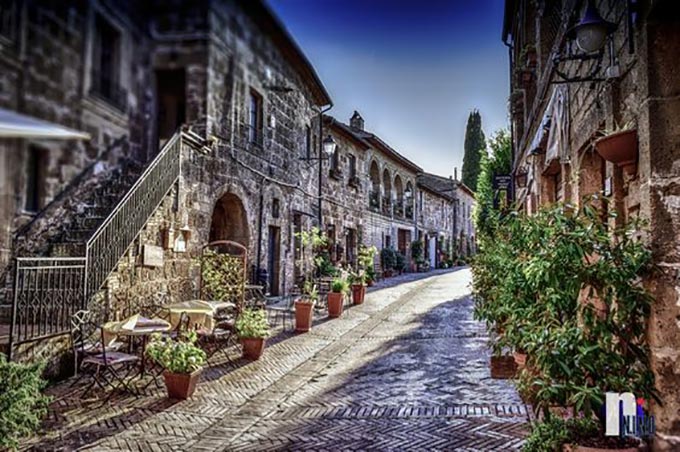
[473,129,512,242]
[461,110,486,191]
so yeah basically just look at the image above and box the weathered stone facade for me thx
[504,0,680,446]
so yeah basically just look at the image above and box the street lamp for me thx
[322,134,337,156]
[553,0,619,84]
[569,0,617,53]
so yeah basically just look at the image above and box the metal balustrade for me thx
[8,132,183,358]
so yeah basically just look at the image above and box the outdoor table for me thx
[102,314,171,378]
[163,299,236,332]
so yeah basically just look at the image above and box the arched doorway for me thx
[209,193,249,247]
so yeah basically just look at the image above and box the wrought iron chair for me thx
[268,288,300,331]
[70,310,124,380]
[197,304,240,366]
[79,328,140,401]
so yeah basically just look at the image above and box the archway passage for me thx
[209,193,249,247]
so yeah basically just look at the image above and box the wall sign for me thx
[142,245,164,267]
[493,174,513,210]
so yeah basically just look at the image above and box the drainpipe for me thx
[316,104,333,226]
[255,175,266,284]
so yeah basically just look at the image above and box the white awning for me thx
[0,108,90,140]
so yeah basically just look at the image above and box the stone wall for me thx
[507,0,680,445]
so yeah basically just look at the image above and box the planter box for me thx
[327,292,344,318]
[241,337,266,360]
[163,369,202,400]
[295,300,314,332]
[351,284,366,305]
[490,355,517,379]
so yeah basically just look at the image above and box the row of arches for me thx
[369,160,413,200]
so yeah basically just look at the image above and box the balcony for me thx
[394,199,404,218]
[369,191,380,212]
[405,204,414,220]
[382,197,392,216]
[89,69,127,112]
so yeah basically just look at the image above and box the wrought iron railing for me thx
[86,133,181,299]
[8,132,183,357]
[9,258,86,350]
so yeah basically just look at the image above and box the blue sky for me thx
[269,0,510,178]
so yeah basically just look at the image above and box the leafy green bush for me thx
[395,252,407,271]
[235,308,270,339]
[472,199,656,423]
[0,355,51,450]
[331,277,349,294]
[146,332,207,374]
[380,248,397,270]
[410,240,423,262]
[523,417,598,452]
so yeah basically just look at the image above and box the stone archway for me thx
[209,193,249,247]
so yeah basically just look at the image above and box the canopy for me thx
[0,107,90,140]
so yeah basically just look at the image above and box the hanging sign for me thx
[493,174,513,210]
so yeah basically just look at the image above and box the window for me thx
[91,14,125,110]
[272,198,280,218]
[24,145,47,213]
[305,125,312,158]
[348,154,357,179]
[329,148,339,175]
[248,89,263,145]
[0,0,17,41]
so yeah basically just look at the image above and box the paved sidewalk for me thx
[27,268,528,451]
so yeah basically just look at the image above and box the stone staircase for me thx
[0,143,142,347]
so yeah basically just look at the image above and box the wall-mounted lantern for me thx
[553,0,619,83]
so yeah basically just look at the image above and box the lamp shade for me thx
[569,1,617,53]
[322,134,337,155]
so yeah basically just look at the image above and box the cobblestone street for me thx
[29,268,528,451]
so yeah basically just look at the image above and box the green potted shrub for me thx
[395,251,407,274]
[0,355,50,449]
[235,308,270,360]
[146,332,207,400]
[328,276,349,318]
[295,279,317,332]
[380,248,396,277]
[410,240,423,271]
[352,245,376,304]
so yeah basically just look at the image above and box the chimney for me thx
[350,110,364,130]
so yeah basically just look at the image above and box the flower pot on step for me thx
[490,355,517,379]
[163,369,202,400]
[351,284,366,305]
[327,292,344,318]
[513,351,527,370]
[241,337,266,360]
[294,300,314,332]
[594,129,638,169]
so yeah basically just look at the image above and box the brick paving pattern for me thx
[25,268,528,451]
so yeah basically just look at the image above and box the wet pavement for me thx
[27,268,528,451]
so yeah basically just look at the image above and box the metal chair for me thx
[197,304,240,366]
[70,310,124,380]
[79,328,140,401]
[268,290,299,331]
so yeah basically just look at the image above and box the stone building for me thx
[326,112,421,266]
[503,0,680,447]
[0,0,330,363]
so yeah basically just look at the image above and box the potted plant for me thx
[328,276,349,318]
[235,308,270,360]
[350,270,367,305]
[294,279,317,333]
[380,247,396,277]
[594,123,637,170]
[146,332,207,400]
[395,251,407,274]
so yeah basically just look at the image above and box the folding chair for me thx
[70,310,124,382]
[80,329,140,401]
[197,305,240,366]
[268,290,298,331]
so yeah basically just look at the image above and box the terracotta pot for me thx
[295,300,314,332]
[367,279,375,287]
[351,284,366,305]
[513,351,527,370]
[241,337,266,360]
[163,369,202,400]
[490,355,517,379]
[594,129,638,168]
[327,292,344,318]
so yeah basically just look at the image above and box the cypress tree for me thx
[461,110,486,191]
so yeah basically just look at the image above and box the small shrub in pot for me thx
[235,308,270,360]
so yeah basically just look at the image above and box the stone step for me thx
[50,243,85,257]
